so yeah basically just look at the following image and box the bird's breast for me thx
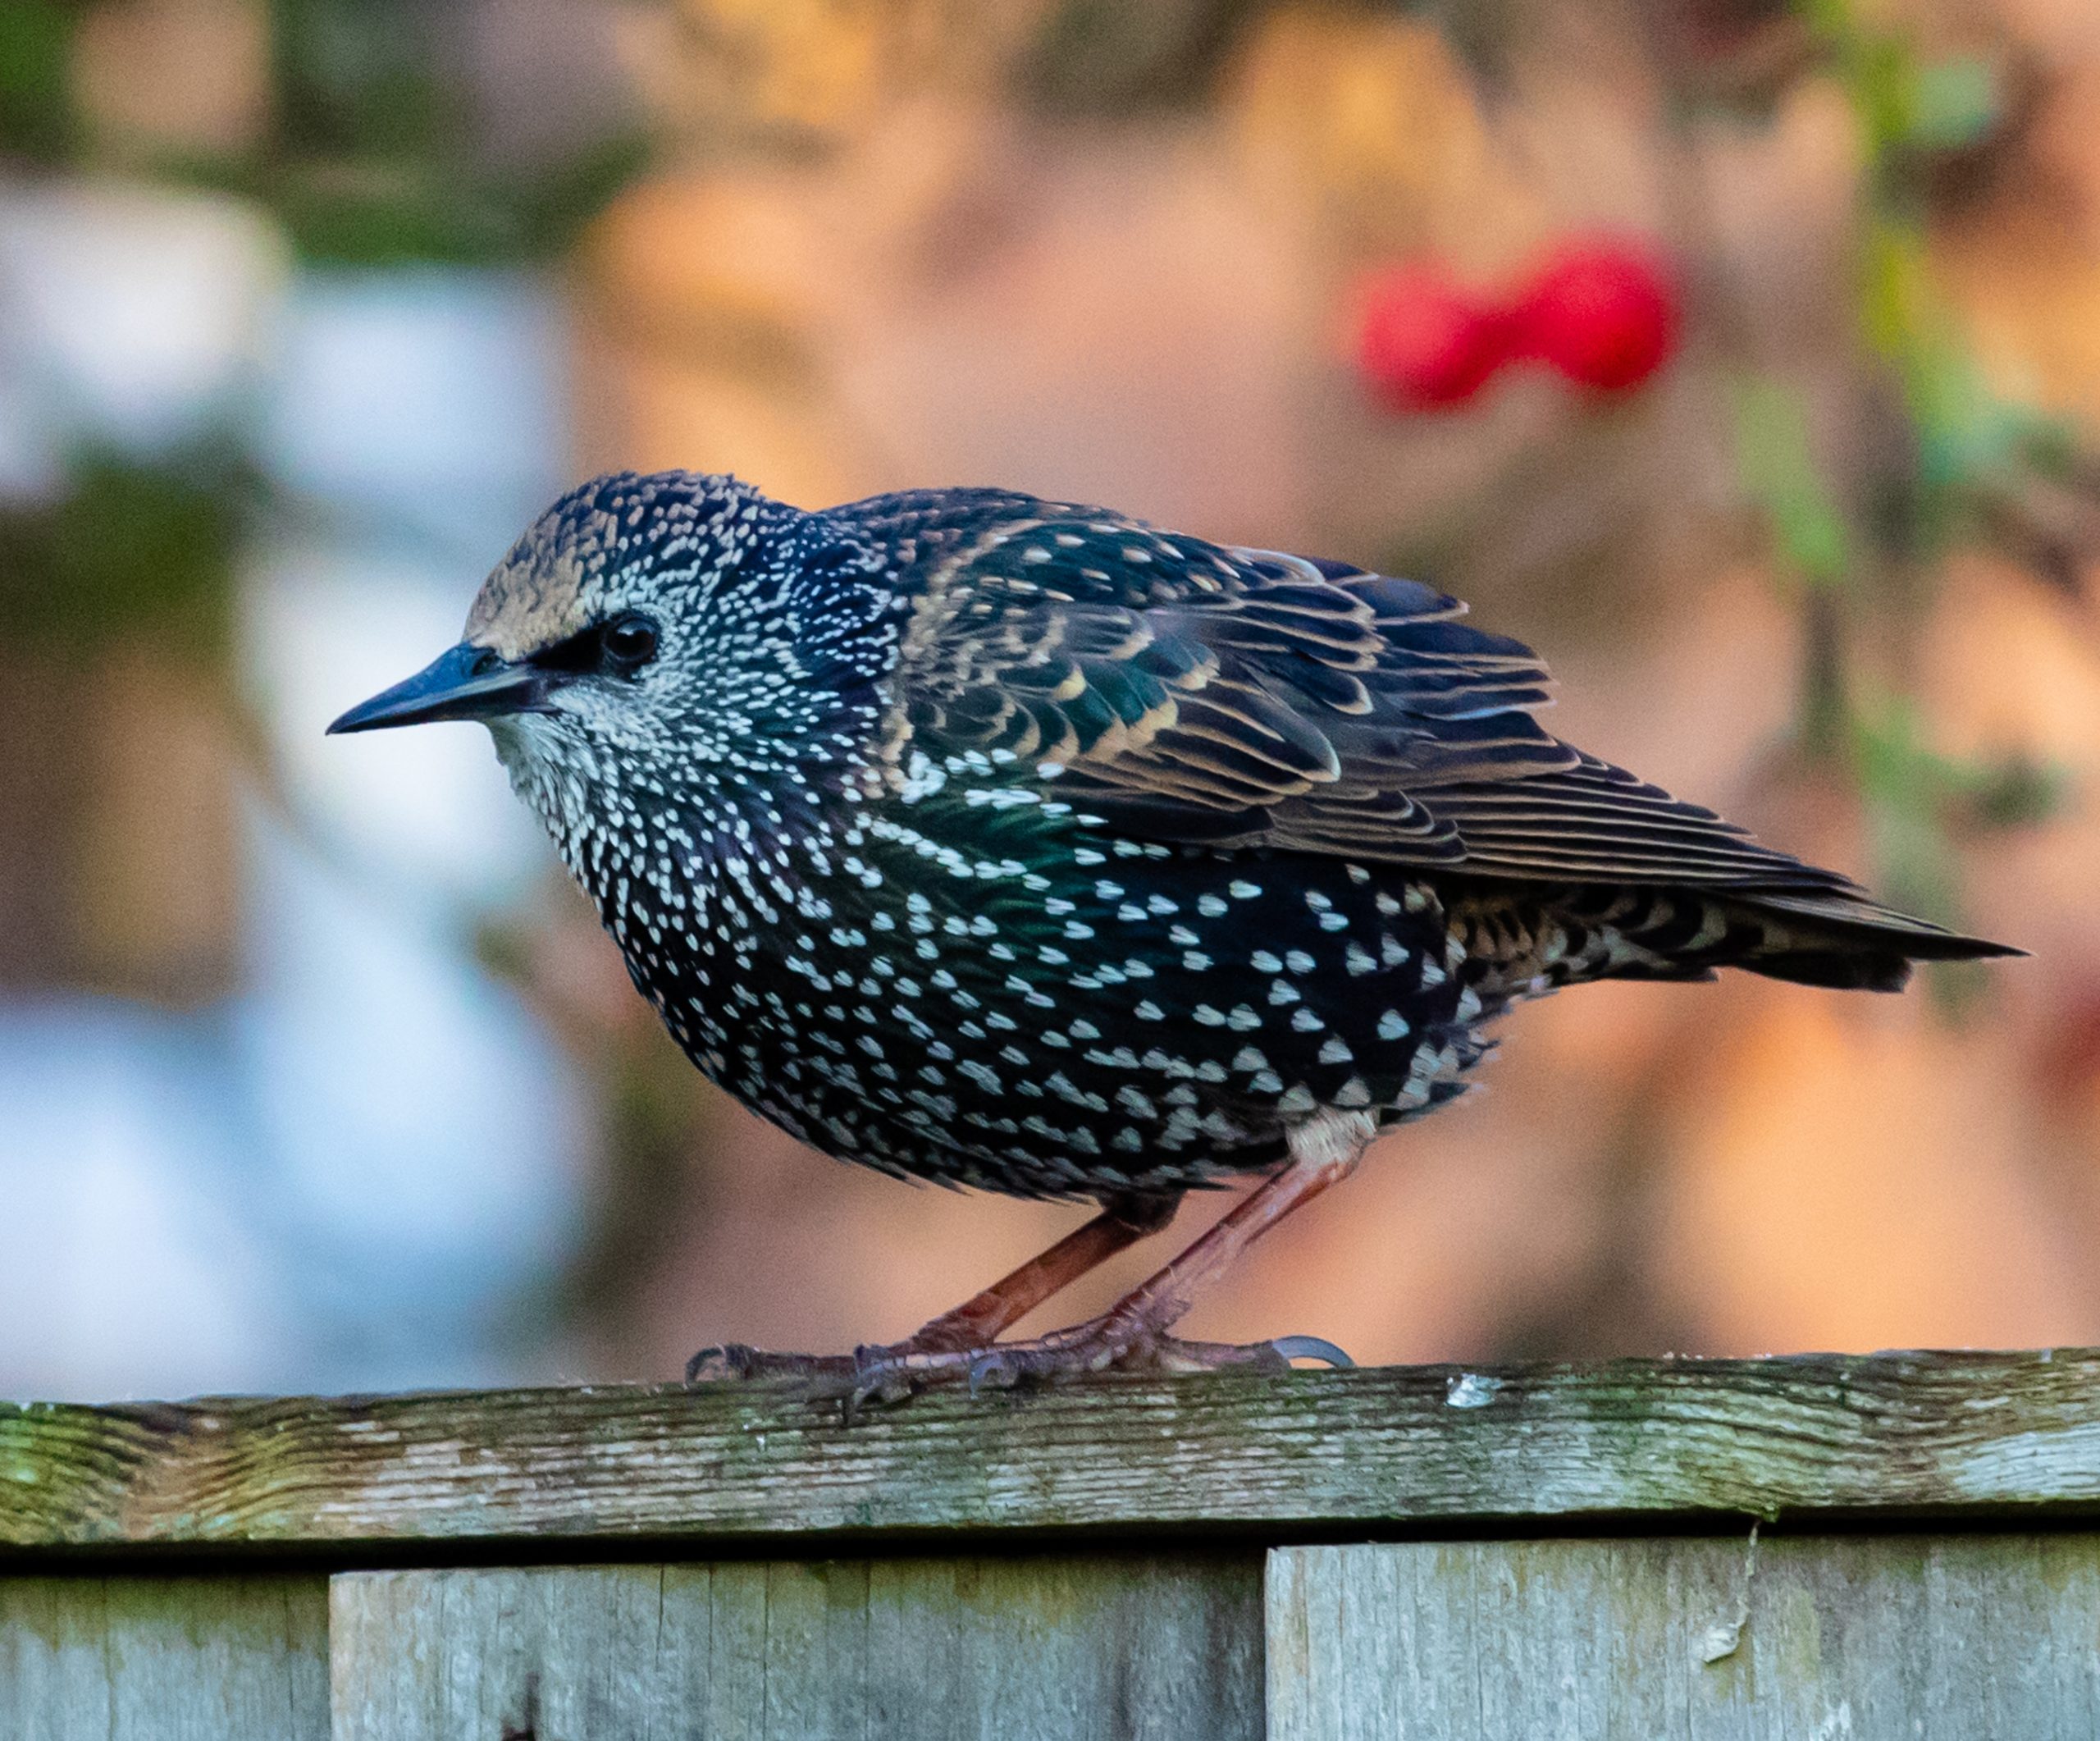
[564,778,1501,1196]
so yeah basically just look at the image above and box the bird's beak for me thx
[326,642,553,734]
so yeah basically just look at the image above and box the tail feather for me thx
[1454,880,2020,1002]
[1715,889,2021,994]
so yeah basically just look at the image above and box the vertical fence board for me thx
[1267,1534,2100,1741]
[331,1551,1262,1741]
[0,1574,329,1741]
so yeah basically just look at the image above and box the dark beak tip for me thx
[324,642,550,738]
[326,689,422,736]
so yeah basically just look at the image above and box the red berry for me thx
[1356,267,1509,411]
[1512,241,1679,392]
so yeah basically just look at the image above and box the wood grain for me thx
[0,1574,328,1740]
[330,1554,1262,1740]
[7,1353,2100,1555]
[1266,1535,2100,1740]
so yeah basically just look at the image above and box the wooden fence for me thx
[6,1351,2100,1737]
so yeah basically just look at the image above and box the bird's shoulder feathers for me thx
[842,491,1865,901]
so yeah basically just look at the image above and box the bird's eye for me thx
[601,613,660,673]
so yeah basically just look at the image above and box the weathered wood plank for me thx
[329,1553,1262,1739]
[1265,1535,2100,1739]
[7,1353,2100,1553]
[0,1574,328,1740]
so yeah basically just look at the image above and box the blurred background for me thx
[2,0,2097,1401]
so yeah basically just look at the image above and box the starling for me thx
[331,470,2017,1401]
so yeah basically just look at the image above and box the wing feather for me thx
[852,495,1872,898]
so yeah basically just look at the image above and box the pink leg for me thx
[687,1193,1177,1382]
[906,1194,1180,1350]
[850,1110,1376,1403]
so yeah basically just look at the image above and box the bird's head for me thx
[329,469,903,842]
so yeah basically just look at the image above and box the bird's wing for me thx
[869,496,1855,895]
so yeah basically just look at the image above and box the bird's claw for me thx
[1269,1333,1355,1368]
[683,1342,755,1382]
[966,1350,1016,1396]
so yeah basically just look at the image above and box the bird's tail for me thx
[1691,889,2021,993]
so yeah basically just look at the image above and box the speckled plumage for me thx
[450,469,2011,1207]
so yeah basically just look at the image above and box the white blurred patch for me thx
[0,179,285,492]
[229,812,585,1378]
[243,262,572,908]
[0,1003,290,1401]
[262,268,567,555]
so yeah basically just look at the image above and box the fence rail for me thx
[6,1353,2099,1736]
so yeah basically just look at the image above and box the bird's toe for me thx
[684,1343,857,1386]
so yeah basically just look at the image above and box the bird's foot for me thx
[844,1318,1353,1411]
[685,1326,1352,1413]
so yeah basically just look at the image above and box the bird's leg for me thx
[849,1110,1374,1405]
[901,1191,1180,1351]
[683,1193,1177,1384]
